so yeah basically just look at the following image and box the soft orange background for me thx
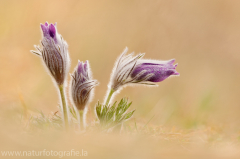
[1,0,240,131]
[1,0,240,158]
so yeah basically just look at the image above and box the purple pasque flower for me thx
[108,47,179,92]
[131,59,179,83]
[71,60,98,111]
[31,22,70,85]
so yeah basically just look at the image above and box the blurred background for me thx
[0,0,240,158]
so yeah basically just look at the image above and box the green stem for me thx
[58,85,69,129]
[79,110,84,131]
[105,89,115,106]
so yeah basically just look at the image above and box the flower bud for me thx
[71,60,98,110]
[31,22,70,85]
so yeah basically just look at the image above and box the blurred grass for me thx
[0,0,240,158]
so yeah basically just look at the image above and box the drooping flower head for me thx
[31,22,70,85]
[71,60,98,111]
[109,47,179,91]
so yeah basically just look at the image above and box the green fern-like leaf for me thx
[96,98,135,130]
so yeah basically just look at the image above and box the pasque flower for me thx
[31,22,70,129]
[104,47,179,105]
[71,60,98,130]
[31,22,70,85]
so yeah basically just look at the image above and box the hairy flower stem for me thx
[58,85,69,129]
[105,89,115,106]
[79,110,84,131]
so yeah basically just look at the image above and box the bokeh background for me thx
[1,0,240,158]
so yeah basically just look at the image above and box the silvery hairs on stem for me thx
[105,47,179,104]
[31,22,70,85]
[70,60,98,111]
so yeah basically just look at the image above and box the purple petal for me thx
[40,24,48,37]
[173,72,180,75]
[77,61,84,74]
[49,24,56,38]
[84,61,88,73]
[167,59,175,64]
[44,22,49,27]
